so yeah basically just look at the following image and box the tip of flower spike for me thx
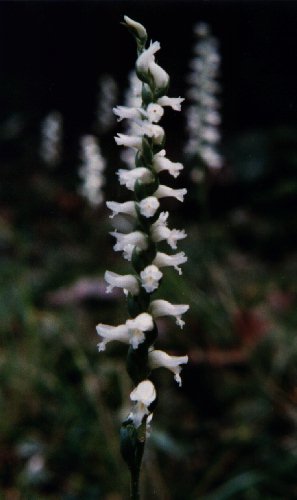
[123,16,147,44]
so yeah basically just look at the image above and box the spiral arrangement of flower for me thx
[95,16,189,499]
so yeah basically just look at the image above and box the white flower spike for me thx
[98,20,188,490]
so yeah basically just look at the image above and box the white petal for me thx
[106,200,136,218]
[117,167,153,190]
[148,350,188,386]
[154,185,187,203]
[114,133,142,149]
[157,96,184,111]
[104,270,139,295]
[130,380,156,406]
[153,251,187,275]
[153,152,183,178]
[113,106,142,122]
[151,223,186,250]
[136,41,160,73]
[138,196,160,218]
[129,380,156,428]
[140,265,163,293]
[146,103,164,123]
[96,322,129,350]
[148,61,169,89]
[133,121,165,144]
[110,230,147,253]
[150,299,189,328]
[125,312,154,349]
[127,312,154,333]
[123,16,147,39]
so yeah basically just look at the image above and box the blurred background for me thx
[1,1,297,498]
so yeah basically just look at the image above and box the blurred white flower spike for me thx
[97,16,188,498]
[96,74,118,134]
[79,135,106,207]
[184,22,223,179]
[40,111,63,167]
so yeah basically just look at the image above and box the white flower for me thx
[148,350,188,386]
[110,230,148,260]
[104,270,139,295]
[140,265,163,293]
[146,103,164,123]
[106,200,136,218]
[96,312,153,351]
[96,323,130,351]
[157,96,184,111]
[148,61,169,90]
[126,312,154,349]
[153,251,187,275]
[153,150,183,178]
[151,213,186,249]
[150,299,189,328]
[154,185,187,203]
[129,380,156,428]
[113,105,143,122]
[134,121,165,144]
[138,196,160,218]
[115,133,142,149]
[136,41,160,74]
[124,16,147,40]
[117,167,153,190]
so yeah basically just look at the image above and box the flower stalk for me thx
[97,16,188,498]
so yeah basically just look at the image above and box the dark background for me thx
[1,0,297,136]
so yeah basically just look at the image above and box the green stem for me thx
[130,467,141,500]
